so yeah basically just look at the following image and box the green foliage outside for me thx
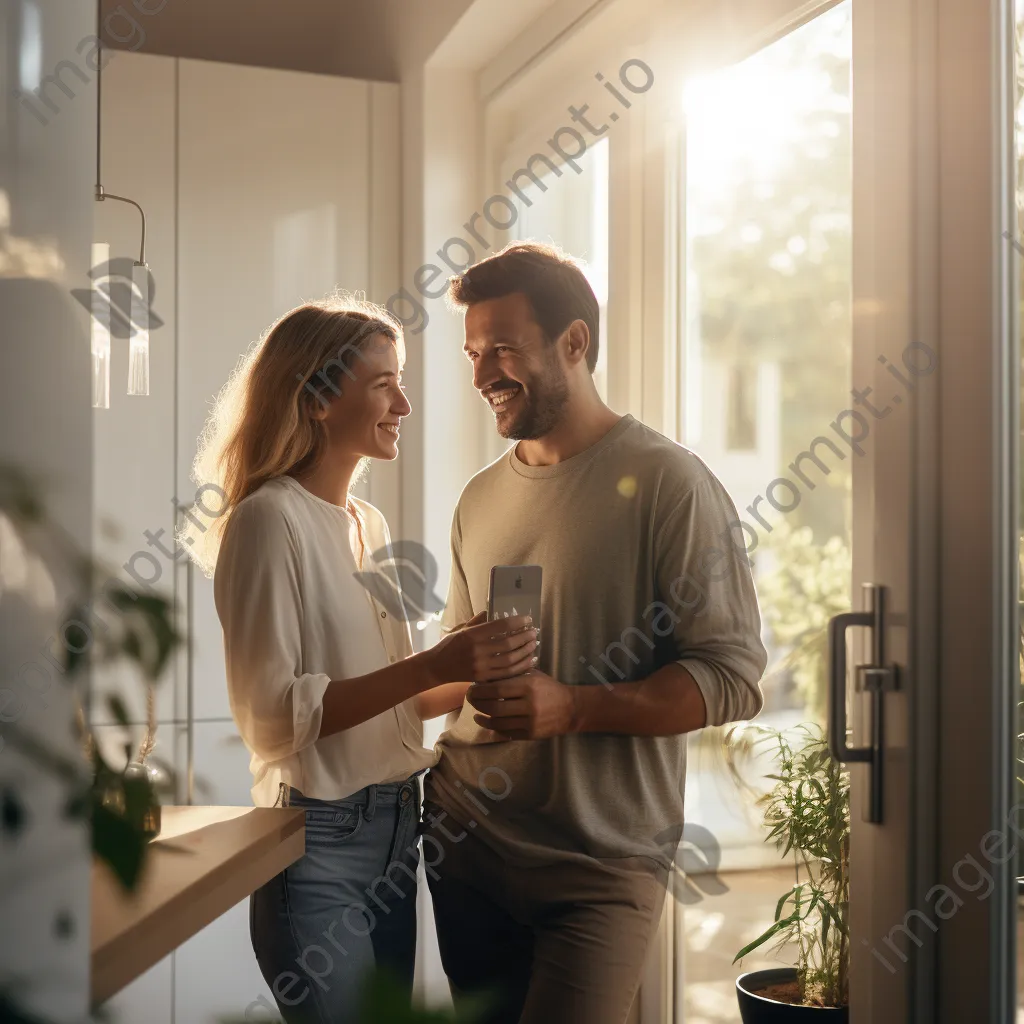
[757,519,852,721]
[688,3,852,546]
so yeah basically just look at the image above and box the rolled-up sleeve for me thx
[655,477,768,727]
[214,499,331,763]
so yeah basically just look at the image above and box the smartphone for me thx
[487,564,542,623]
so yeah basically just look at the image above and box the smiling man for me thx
[422,242,767,1024]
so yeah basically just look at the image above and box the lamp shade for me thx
[90,242,111,409]
[127,261,150,396]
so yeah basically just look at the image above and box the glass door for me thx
[643,0,1018,1019]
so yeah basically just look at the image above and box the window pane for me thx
[509,137,609,399]
[682,4,852,728]
[726,362,759,451]
[677,4,853,1017]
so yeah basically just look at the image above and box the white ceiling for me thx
[427,0,564,70]
[98,0,558,81]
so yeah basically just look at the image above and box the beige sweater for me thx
[425,414,767,864]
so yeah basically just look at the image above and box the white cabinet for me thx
[189,719,257,807]
[174,59,403,730]
[173,721,284,1020]
[174,901,274,1024]
[174,58,386,505]
[94,52,401,1024]
[187,571,230,722]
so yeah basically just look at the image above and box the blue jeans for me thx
[249,776,422,1023]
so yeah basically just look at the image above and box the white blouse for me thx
[213,475,437,806]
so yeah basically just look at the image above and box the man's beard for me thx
[497,359,570,441]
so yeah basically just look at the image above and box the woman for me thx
[183,296,538,1023]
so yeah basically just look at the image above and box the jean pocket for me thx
[302,805,364,848]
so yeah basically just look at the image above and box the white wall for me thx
[0,1,96,1019]
[92,51,401,1024]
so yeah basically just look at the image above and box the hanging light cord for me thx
[96,188,148,266]
[94,17,148,267]
[96,0,102,188]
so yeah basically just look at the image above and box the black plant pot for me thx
[736,969,849,1024]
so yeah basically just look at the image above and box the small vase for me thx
[736,969,849,1023]
[123,761,166,839]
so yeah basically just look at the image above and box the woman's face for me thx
[315,334,411,461]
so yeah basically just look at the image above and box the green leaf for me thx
[62,604,91,677]
[1,787,26,836]
[63,787,91,821]
[817,897,848,936]
[733,912,801,963]
[0,990,55,1024]
[775,887,796,921]
[92,799,149,891]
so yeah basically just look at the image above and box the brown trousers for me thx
[423,805,667,1024]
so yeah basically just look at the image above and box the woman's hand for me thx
[422,612,538,686]
[448,610,488,632]
[414,681,473,720]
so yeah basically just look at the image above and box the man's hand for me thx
[466,671,578,739]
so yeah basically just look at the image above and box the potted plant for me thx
[729,723,850,1022]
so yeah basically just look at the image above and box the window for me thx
[506,137,610,400]
[674,5,853,1014]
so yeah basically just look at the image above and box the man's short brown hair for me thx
[447,242,600,373]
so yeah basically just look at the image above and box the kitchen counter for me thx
[90,805,305,1007]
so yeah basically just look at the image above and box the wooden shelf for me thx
[91,806,305,1007]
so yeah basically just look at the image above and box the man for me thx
[422,242,767,1024]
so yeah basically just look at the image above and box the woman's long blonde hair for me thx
[181,294,404,577]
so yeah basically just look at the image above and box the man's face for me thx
[463,293,569,440]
